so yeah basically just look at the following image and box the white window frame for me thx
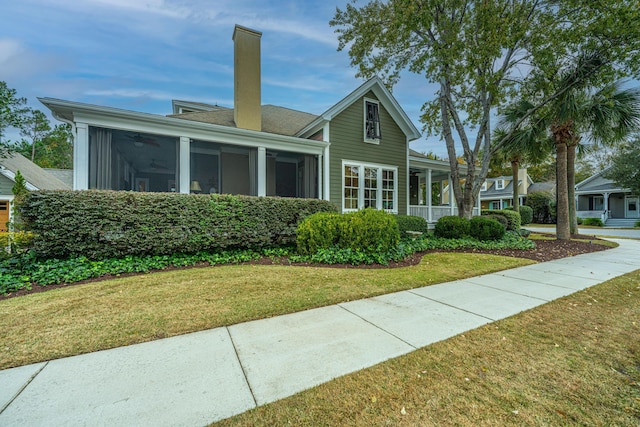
[342,160,398,214]
[495,179,504,190]
[363,98,381,144]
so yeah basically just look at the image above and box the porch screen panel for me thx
[89,128,113,190]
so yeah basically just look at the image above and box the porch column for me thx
[603,192,609,220]
[323,145,330,201]
[449,174,455,215]
[427,169,432,222]
[317,153,323,199]
[257,146,266,197]
[179,137,190,194]
[477,192,481,216]
[74,122,89,190]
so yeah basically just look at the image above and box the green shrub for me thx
[526,191,556,224]
[519,228,531,237]
[296,212,343,255]
[433,216,470,239]
[582,217,604,227]
[396,215,429,237]
[470,216,505,241]
[635,219,640,228]
[482,209,521,231]
[483,214,509,229]
[517,205,533,225]
[20,191,337,260]
[338,209,400,253]
[297,209,399,255]
[577,217,583,225]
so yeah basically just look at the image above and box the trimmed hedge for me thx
[433,216,470,239]
[526,191,556,224]
[396,215,429,237]
[581,217,604,227]
[481,209,521,231]
[20,190,337,260]
[470,216,505,241]
[506,205,533,225]
[297,208,400,255]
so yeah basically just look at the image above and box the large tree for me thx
[604,138,640,196]
[331,0,640,219]
[19,109,51,162]
[0,81,28,153]
[13,123,73,169]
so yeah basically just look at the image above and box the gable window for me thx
[495,179,504,190]
[343,161,397,213]
[364,99,381,143]
[480,181,487,191]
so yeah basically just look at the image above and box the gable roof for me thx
[0,152,71,191]
[575,167,629,193]
[169,105,319,137]
[297,77,421,141]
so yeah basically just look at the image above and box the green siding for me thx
[0,174,15,196]
[329,91,408,214]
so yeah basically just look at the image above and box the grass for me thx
[0,252,532,370]
[214,270,640,427]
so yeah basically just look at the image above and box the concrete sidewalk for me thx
[1,238,639,426]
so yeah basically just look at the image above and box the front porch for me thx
[408,153,480,225]
[576,191,640,224]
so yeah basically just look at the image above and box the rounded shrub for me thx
[296,212,343,255]
[338,209,400,253]
[433,215,470,239]
[481,209,521,231]
[470,216,505,241]
[396,215,429,237]
[518,205,533,225]
[483,214,508,229]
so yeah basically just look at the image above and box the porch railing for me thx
[409,205,480,223]
[576,210,607,223]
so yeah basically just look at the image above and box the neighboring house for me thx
[480,168,533,210]
[575,168,638,226]
[0,152,71,231]
[39,24,464,224]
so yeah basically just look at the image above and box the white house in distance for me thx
[576,168,639,227]
[39,24,478,225]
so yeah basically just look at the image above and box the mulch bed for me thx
[0,233,610,301]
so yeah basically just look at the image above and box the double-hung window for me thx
[343,161,397,213]
[364,99,381,143]
[495,179,504,190]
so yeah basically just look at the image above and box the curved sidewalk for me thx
[1,238,639,426]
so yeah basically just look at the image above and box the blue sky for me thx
[1,0,445,156]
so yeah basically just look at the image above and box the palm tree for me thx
[497,53,640,240]
[494,100,552,214]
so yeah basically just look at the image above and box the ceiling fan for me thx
[126,132,160,147]
[149,159,168,170]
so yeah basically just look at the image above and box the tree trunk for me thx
[555,142,570,240]
[30,140,36,162]
[511,160,520,213]
[567,143,578,235]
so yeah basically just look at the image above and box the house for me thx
[575,168,639,226]
[0,152,71,231]
[480,168,532,210]
[39,24,467,224]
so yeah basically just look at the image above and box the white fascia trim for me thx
[296,77,421,141]
[0,168,38,191]
[40,98,328,155]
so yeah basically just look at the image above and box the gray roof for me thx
[44,168,74,188]
[528,181,556,193]
[0,152,71,190]
[169,105,319,137]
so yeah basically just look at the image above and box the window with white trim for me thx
[364,99,381,143]
[495,179,504,190]
[343,162,397,213]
